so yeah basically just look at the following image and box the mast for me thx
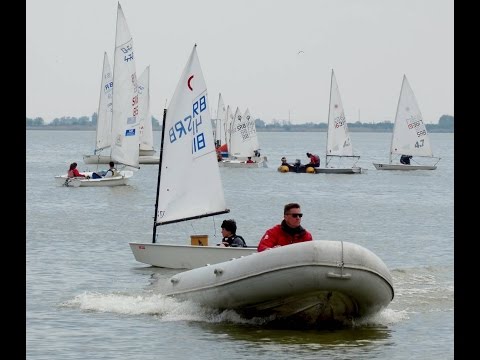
[325,69,334,166]
[389,75,405,164]
[152,108,167,243]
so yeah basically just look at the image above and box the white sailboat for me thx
[138,66,155,156]
[278,70,361,174]
[373,75,440,170]
[137,66,160,164]
[316,69,362,174]
[82,52,114,165]
[57,3,138,187]
[214,93,226,149]
[219,107,267,168]
[129,45,257,268]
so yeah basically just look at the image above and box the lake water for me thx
[26,130,453,360]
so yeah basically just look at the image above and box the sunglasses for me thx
[286,213,303,218]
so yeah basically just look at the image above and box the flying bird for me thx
[297,50,304,55]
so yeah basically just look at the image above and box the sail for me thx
[228,107,243,157]
[390,75,433,158]
[138,66,154,152]
[229,107,259,157]
[215,93,226,147]
[244,108,260,151]
[326,70,354,157]
[156,45,228,224]
[110,3,140,168]
[95,52,113,154]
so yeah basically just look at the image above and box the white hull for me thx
[316,167,363,174]
[278,166,363,174]
[54,170,133,187]
[373,163,437,171]
[129,243,257,269]
[83,154,160,165]
[163,241,394,326]
[218,156,268,168]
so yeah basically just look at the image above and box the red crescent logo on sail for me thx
[187,75,194,91]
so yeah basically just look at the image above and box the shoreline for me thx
[26,127,453,133]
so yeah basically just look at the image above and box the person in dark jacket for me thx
[257,203,313,252]
[400,155,412,165]
[218,219,247,247]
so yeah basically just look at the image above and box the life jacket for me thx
[224,235,247,247]
[257,224,313,252]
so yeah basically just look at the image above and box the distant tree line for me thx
[26,114,453,132]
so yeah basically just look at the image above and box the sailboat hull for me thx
[315,167,363,174]
[218,156,268,168]
[162,241,394,326]
[373,163,437,171]
[54,171,133,187]
[129,243,257,269]
[278,166,363,174]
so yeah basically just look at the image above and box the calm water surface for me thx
[26,130,453,360]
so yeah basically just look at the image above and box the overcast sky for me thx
[26,0,453,124]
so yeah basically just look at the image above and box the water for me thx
[26,130,453,359]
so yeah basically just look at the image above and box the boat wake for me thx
[60,290,405,328]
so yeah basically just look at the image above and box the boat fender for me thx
[306,166,315,174]
[278,165,289,173]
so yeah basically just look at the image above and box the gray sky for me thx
[26,0,453,124]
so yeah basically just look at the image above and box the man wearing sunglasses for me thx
[257,203,312,252]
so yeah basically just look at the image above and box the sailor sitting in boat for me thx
[400,154,412,165]
[245,157,255,163]
[92,161,117,179]
[218,219,247,247]
[103,161,117,177]
[305,152,320,167]
[280,157,294,170]
[68,162,90,179]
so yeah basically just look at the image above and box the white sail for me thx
[138,66,155,153]
[244,108,260,151]
[228,107,242,157]
[156,45,228,224]
[225,105,232,142]
[95,52,113,154]
[229,107,260,158]
[215,93,226,147]
[326,70,354,157]
[390,75,433,160]
[110,3,140,168]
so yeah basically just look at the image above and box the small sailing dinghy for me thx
[162,241,394,327]
[129,45,257,269]
[84,65,158,165]
[218,107,267,168]
[82,52,114,165]
[373,75,441,170]
[317,70,362,174]
[137,65,159,162]
[57,3,139,187]
[278,70,361,174]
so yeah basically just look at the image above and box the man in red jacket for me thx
[257,203,313,252]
